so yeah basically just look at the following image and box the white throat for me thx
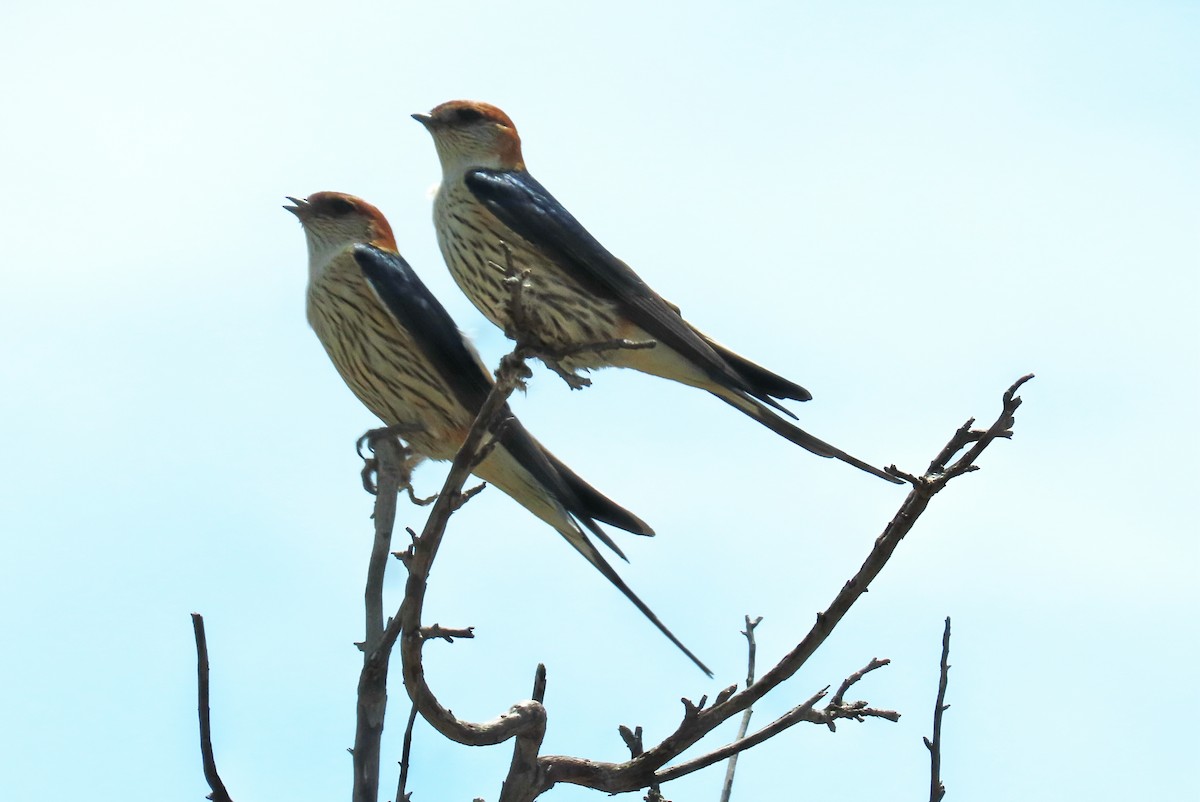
[304,231,350,283]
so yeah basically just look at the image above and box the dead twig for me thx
[420,624,476,643]
[191,613,234,802]
[396,702,419,802]
[352,432,408,802]
[719,615,763,802]
[924,617,952,802]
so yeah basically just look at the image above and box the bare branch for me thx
[657,658,899,784]
[619,725,645,758]
[531,664,547,705]
[616,725,670,802]
[387,350,542,746]
[826,658,893,732]
[353,432,409,802]
[719,615,763,802]
[378,243,564,764]
[420,624,476,643]
[916,374,1033,483]
[924,617,952,802]
[497,699,549,802]
[529,374,1030,795]
[940,375,1031,478]
[496,662,552,802]
[656,688,827,784]
[191,614,234,802]
[831,657,890,708]
[348,359,534,800]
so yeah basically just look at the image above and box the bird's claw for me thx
[405,486,438,506]
[361,458,380,494]
[541,357,592,390]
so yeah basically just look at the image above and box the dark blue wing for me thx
[353,243,494,412]
[464,169,773,397]
[352,244,654,538]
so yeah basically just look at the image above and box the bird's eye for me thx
[455,107,485,123]
[326,197,355,216]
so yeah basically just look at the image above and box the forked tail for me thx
[567,519,712,677]
[718,392,901,484]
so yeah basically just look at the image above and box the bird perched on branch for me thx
[414,100,900,484]
[286,191,710,675]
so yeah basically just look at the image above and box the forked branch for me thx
[491,374,1032,798]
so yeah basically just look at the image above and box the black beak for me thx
[283,196,308,217]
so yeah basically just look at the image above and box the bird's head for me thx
[412,100,525,174]
[285,192,397,277]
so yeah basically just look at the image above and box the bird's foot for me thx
[539,356,592,390]
[530,338,656,391]
[356,424,424,496]
[496,351,534,393]
[404,485,438,506]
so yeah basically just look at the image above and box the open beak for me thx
[283,196,308,217]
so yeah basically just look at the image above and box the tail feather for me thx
[498,421,652,560]
[566,519,713,677]
[546,453,656,537]
[698,332,813,405]
[475,442,709,673]
[717,392,902,484]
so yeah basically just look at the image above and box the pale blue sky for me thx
[1,1,1196,800]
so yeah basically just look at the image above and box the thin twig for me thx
[531,664,547,705]
[719,615,763,802]
[655,666,899,785]
[396,702,419,802]
[826,658,891,732]
[363,432,407,652]
[420,624,476,642]
[389,351,535,744]
[353,432,408,802]
[388,242,660,750]
[831,657,890,708]
[924,617,952,802]
[191,614,234,802]
[618,727,667,801]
